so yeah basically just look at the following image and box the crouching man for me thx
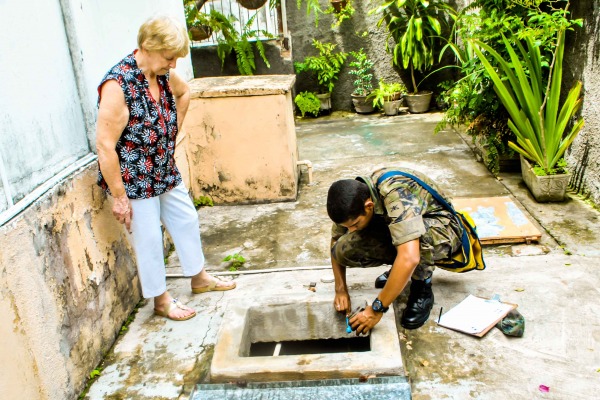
[327,167,462,333]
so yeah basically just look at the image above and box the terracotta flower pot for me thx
[330,0,348,13]
[189,25,213,41]
[237,0,268,10]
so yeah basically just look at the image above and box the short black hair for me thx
[326,179,371,223]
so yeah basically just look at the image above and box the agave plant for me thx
[473,29,584,175]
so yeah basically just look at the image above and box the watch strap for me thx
[372,298,389,313]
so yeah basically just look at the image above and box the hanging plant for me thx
[237,0,268,10]
[189,25,213,41]
[330,0,348,13]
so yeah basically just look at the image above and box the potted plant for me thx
[372,0,456,113]
[348,49,375,114]
[368,79,407,116]
[325,0,355,28]
[294,40,347,112]
[237,0,268,10]
[434,0,582,177]
[184,0,217,41]
[294,91,321,117]
[474,29,584,202]
[330,0,348,12]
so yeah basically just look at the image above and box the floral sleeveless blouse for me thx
[97,51,182,199]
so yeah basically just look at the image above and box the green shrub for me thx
[348,49,374,96]
[294,40,347,94]
[294,91,321,117]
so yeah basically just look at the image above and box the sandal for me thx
[192,276,236,294]
[154,298,196,321]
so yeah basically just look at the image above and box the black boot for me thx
[401,279,434,329]
[374,269,391,289]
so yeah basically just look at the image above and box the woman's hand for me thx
[349,306,383,335]
[112,194,133,233]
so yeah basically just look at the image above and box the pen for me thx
[438,307,443,323]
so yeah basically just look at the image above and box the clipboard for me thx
[437,295,518,337]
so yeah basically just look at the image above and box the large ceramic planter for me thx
[404,91,432,113]
[351,94,374,114]
[316,93,332,112]
[520,155,571,202]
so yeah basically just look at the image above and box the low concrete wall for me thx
[0,164,139,400]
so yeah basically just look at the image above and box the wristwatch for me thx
[372,298,389,313]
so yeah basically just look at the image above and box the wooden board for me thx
[452,196,542,245]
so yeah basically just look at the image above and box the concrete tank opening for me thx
[210,293,404,383]
[249,336,371,357]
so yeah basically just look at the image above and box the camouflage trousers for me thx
[332,212,462,280]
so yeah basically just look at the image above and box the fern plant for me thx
[215,12,274,75]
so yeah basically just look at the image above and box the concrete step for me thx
[190,376,411,399]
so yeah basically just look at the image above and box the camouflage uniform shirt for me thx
[331,167,452,246]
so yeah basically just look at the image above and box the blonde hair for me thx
[137,15,190,58]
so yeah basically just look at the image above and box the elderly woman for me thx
[96,15,235,321]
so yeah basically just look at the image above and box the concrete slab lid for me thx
[210,291,404,383]
[189,75,296,98]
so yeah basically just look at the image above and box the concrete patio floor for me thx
[85,112,600,399]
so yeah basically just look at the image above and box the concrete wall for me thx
[0,165,139,400]
[0,1,195,399]
[565,1,600,205]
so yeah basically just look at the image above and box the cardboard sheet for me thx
[452,196,542,244]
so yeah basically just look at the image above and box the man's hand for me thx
[112,194,132,233]
[334,289,351,315]
[349,306,383,335]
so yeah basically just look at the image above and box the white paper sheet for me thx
[438,294,516,335]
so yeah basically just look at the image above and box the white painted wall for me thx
[63,0,193,132]
[0,0,193,216]
[0,0,89,205]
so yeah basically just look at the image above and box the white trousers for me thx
[128,183,204,298]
